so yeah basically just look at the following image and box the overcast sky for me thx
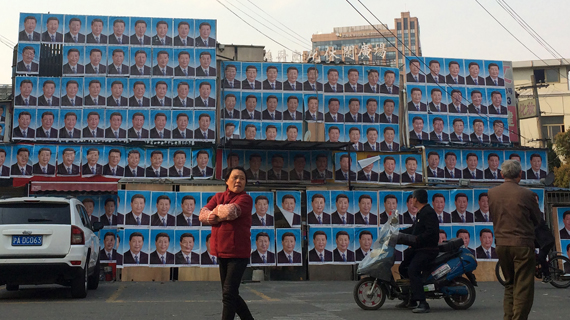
[1,0,569,84]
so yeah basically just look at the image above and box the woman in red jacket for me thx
[199,166,254,320]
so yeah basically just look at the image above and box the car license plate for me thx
[12,235,43,246]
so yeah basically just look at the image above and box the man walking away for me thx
[489,160,541,320]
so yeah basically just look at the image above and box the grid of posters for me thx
[425,147,548,181]
[14,13,216,143]
[555,207,570,273]
[0,144,213,179]
[220,62,400,149]
[405,57,510,145]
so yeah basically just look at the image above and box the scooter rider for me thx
[397,189,440,313]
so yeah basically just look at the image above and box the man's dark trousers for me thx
[399,248,439,301]
[497,246,535,320]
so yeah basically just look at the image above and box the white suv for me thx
[0,197,103,298]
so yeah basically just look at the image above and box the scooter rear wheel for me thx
[353,277,386,310]
[444,277,476,310]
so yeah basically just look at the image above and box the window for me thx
[410,21,415,29]
[404,18,408,30]
[534,68,560,83]
[397,22,401,30]
[0,203,71,225]
[541,116,565,141]
[546,69,559,83]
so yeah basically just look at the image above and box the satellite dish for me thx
[543,172,555,186]
[303,130,311,141]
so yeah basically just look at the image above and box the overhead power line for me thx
[246,0,309,46]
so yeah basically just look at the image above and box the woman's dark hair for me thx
[224,166,248,185]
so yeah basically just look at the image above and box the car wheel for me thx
[5,284,19,291]
[71,263,88,299]
[87,259,100,290]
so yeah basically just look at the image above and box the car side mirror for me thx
[92,221,104,232]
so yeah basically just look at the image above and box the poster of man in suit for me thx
[153,49,174,77]
[104,109,128,141]
[334,152,357,182]
[195,50,216,77]
[452,226,476,256]
[261,94,283,122]
[311,152,333,180]
[463,151,484,180]
[428,190,451,224]
[428,115,449,142]
[10,145,33,177]
[220,120,240,143]
[31,145,57,176]
[302,64,323,92]
[124,148,146,178]
[425,58,446,84]
[451,190,474,223]
[249,192,274,227]
[0,146,12,178]
[127,109,150,141]
[426,149,445,179]
[465,60,485,86]
[408,114,429,143]
[527,152,548,180]
[194,111,216,141]
[12,108,36,140]
[130,18,152,46]
[61,78,84,107]
[283,64,303,91]
[443,149,463,179]
[107,47,130,76]
[19,14,41,42]
[250,229,276,266]
[323,66,343,93]
[81,109,104,140]
[356,154,380,183]
[355,228,377,262]
[242,63,262,90]
[484,61,505,86]
[14,77,38,107]
[145,149,168,178]
[121,229,150,266]
[175,193,201,227]
[558,209,570,240]
[84,78,106,107]
[379,97,399,124]
[275,191,301,228]
[57,146,81,176]
[192,149,214,178]
[41,14,64,43]
[380,67,400,94]
[475,226,498,260]
[344,66,364,93]
[174,19,194,47]
[171,110,193,140]
[151,18,173,46]
[37,78,60,107]
[331,191,355,226]
[401,155,423,183]
[122,191,151,226]
[222,62,241,89]
[36,108,59,140]
[288,152,311,181]
[444,59,466,85]
[64,15,86,44]
[109,17,130,45]
[194,20,216,48]
[332,228,355,264]
[306,191,331,226]
[173,50,195,77]
[149,110,172,140]
[102,146,126,177]
[483,151,504,180]
[130,48,152,77]
[86,16,108,44]
[174,230,201,266]
[243,151,266,182]
[406,58,425,83]
[406,85,427,112]
[487,89,508,115]
[354,192,378,226]
[275,229,302,266]
[168,149,192,178]
[150,192,176,227]
[200,230,218,267]
[82,146,104,177]
[100,230,122,263]
[308,228,333,264]
[473,189,492,223]
[195,80,216,108]
[450,116,470,143]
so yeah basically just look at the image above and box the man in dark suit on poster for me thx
[311,154,333,180]
[560,211,570,239]
[484,153,503,180]
[476,229,498,259]
[283,96,303,121]
[221,64,240,89]
[10,147,32,176]
[406,59,425,83]
[426,60,445,84]
[430,117,449,142]
[242,65,262,90]
[59,112,81,139]
[85,48,106,75]
[100,232,122,264]
[146,150,168,178]
[262,65,282,90]
[277,232,302,264]
[470,119,490,143]
[84,80,106,106]
[251,196,274,226]
[345,99,362,123]
[456,229,476,256]
[174,51,194,77]
[173,82,194,108]
[283,66,303,91]
[354,194,378,225]
[303,66,323,91]
[344,68,363,93]
[448,90,468,114]
[102,148,125,177]
[308,231,333,263]
[485,63,505,86]
[241,95,261,120]
[362,98,379,124]
[192,150,214,177]
[124,150,145,178]
[401,157,423,183]
[527,153,547,180]
[474,192,491,223]
[124,232,149,264]
[407,87,427,112]
[428,88,447,113]
[251,232,276,264]
[335,154,356,182]
[427,151,445,178]
[176,195,201,227]
[195,51,216,77]
[488,91,508,115]
[152,20,172,46]
[153,51,174,77]
[450,118,470,142]
[86,18,107,44]
[267,154,289,181]
[245,153,267,181]
[150,196,175,227]
[451,193,474,223]
[400,194,419,224]
[490,120,510,144]
[432,193,451,224]
[262,95,282,120]
[357,160,379,183]
[380,99,398,124]
[444,152,462,179]
[129,81,151,107]
[19,16,41,42]
[174,21,194,46]
[355,230,374,261]
[131,20,151,45]
[175,233,200,265]
[38,80,59,107]
[130,50,151,76]
[151,81,172,107]
[0,149,10,177]
[333,231,355,263]
[364,69,381,94]
[36,111,58,139]
[64,17,85,43]
[41,16,63,42]
[109,19,129,45]
[32,147,55,175]
[468,90,487,115]
[305,97,324,122]
[61,80,82,107]
[149,233,175,265]
[379,156,400,183]
[324,68,343,93]
[363,127,380,152]
[62,48,85,74]
[124,195,150,226]
[307,193,330,225]
[289,154,310,181]
[463,153,484,180]
[172,113,193,140]
[108,49,129,75]
[275,195,301,228]
[82,148,103,176]
[325,98,344,123]
[105,112,127,139]
[168,150,191,178]
[200,234,217,265]
[57,148,79,176]
[195,22,215,47]
[194,113,215,140]
[331,194,354,225]
[15,80,37,107]
[466,62,485,86]
[409,116,429,142]
[446,60,465,85]
[380,69,400,94]
[195,82,215,108]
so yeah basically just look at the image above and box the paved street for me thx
[1,281,569,319]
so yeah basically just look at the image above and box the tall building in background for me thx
[304,12,421,67]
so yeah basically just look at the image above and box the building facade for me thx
[305,12,421,67]
[513,59,570,148]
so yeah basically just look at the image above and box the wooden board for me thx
[178,267,221,281]
[121,267,170,282]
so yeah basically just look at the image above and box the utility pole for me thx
[518,75,549,148]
